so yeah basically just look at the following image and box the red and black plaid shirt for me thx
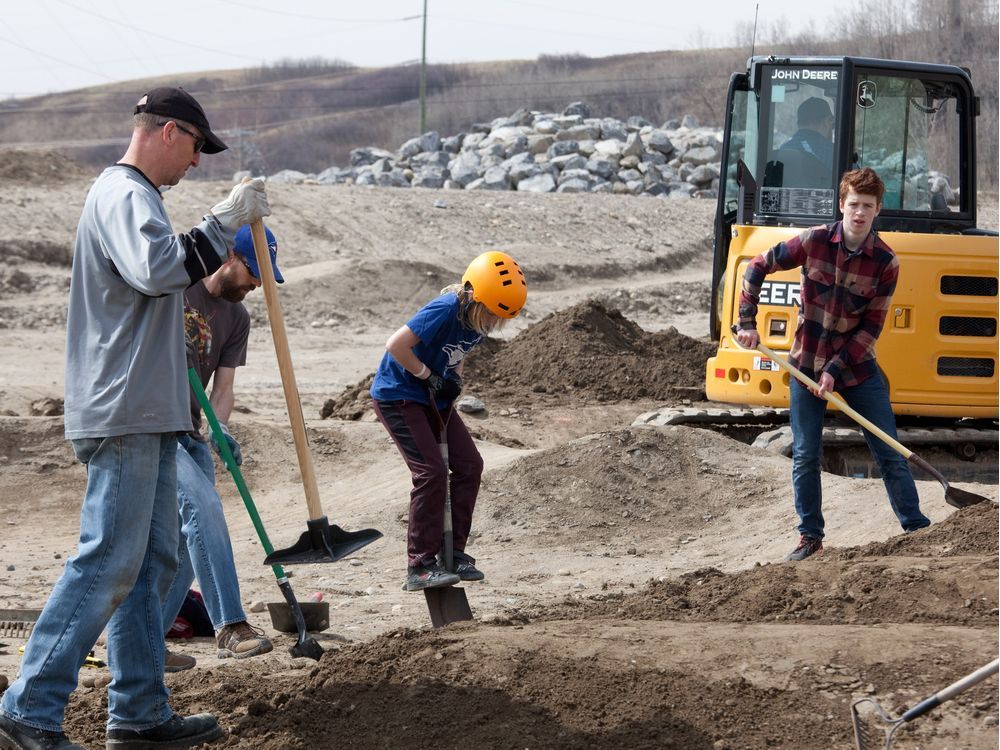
[738,222,898,388]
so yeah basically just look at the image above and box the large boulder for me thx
[448,152,482,187]
[517,172,557,193]
[562,101,592,118]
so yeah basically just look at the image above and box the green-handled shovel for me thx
[731,327,990,508]
[188,367,324,660]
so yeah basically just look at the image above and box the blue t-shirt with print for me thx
[371,293,483,407]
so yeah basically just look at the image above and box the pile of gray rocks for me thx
[259,102,722,199]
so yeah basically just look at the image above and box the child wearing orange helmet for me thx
[371,251,527,591]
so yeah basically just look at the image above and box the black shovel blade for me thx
[274,580,325,661]
[945,485,991,508]
[265,516,383,565]
[290,634,325,661]
[424,586,473,628]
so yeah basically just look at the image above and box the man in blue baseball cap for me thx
[232,224,283,285]
[161,223,282,674]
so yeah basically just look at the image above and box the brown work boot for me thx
[216,621,273,659]
[164,649,196,673]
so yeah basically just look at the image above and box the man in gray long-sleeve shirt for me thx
[0,87,270,750]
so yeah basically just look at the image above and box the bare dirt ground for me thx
[0,150,997,749]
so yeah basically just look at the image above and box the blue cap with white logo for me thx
[233,224,283,283]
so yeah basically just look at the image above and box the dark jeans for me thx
[790,373,930,539]
[373,400,483,568]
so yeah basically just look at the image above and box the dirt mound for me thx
[0,416,75,471]
[0,149,90,184]
[464,300,715,402]
[321,301,716,418]
[539,503,998,627]
[835,500,999,558]
[476,426,782,549]
[320,373,375,420]
[60,615,997,750]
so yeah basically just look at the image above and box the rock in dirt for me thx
[29,397,63,417]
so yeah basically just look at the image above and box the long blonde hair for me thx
[441,283,506,335]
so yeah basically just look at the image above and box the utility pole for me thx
[419,0,428,134]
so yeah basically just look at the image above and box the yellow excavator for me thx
[674,55,996,477]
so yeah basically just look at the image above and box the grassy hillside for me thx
[0,19,995,187]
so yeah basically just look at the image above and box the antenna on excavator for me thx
[750,3,760,59]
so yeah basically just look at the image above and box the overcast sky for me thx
[1,0,824,99]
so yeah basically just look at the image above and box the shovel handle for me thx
[753,341,912,459]
[900,658,999,722]
[730,327,913,460]
[250,219,324,521]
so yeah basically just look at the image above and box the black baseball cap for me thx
[797,97,834,126]
[133,87,228,154]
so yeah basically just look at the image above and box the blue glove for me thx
[211,421,242,465]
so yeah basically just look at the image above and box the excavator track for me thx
[634,406,999,483]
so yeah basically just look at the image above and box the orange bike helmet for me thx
[461,251,527,318]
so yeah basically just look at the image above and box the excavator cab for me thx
[707,55,998,420]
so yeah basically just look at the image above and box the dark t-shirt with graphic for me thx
[184,281,250,435]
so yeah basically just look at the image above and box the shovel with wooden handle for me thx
[732,327,990,508]
[248,219,383,565]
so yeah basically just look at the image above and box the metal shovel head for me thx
[290,634,325,661]
[424,586,473,628]
[264,516,383,565]
[944,484,991,509]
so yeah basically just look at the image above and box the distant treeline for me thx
[0,0,995,188]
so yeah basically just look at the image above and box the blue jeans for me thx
[790,373,930,539]
[1,433,179,732]
[161,435,246,632]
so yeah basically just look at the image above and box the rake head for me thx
[850,697,903,750]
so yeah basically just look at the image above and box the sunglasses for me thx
[159,120,205,153]
[236,255,258,279]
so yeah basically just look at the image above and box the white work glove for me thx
[211,422,243,466]
[210,177,271,231]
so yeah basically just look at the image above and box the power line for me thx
[501,0,695,35]
[213,0,420,24]
[0,34,116,84]
[50,0,263,63]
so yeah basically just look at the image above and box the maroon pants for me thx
[372,400,483,568]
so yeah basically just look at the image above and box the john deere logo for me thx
[858,80,877,109]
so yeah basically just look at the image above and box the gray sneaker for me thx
[451,560,485,581]
[785,535,823,561]
[0,713,84,750]
[403,563,460,591]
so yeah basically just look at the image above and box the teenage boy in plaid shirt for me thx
[736,167,930,560]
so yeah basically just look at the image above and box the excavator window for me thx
[851,73,962,214]
[758,64,840,219]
